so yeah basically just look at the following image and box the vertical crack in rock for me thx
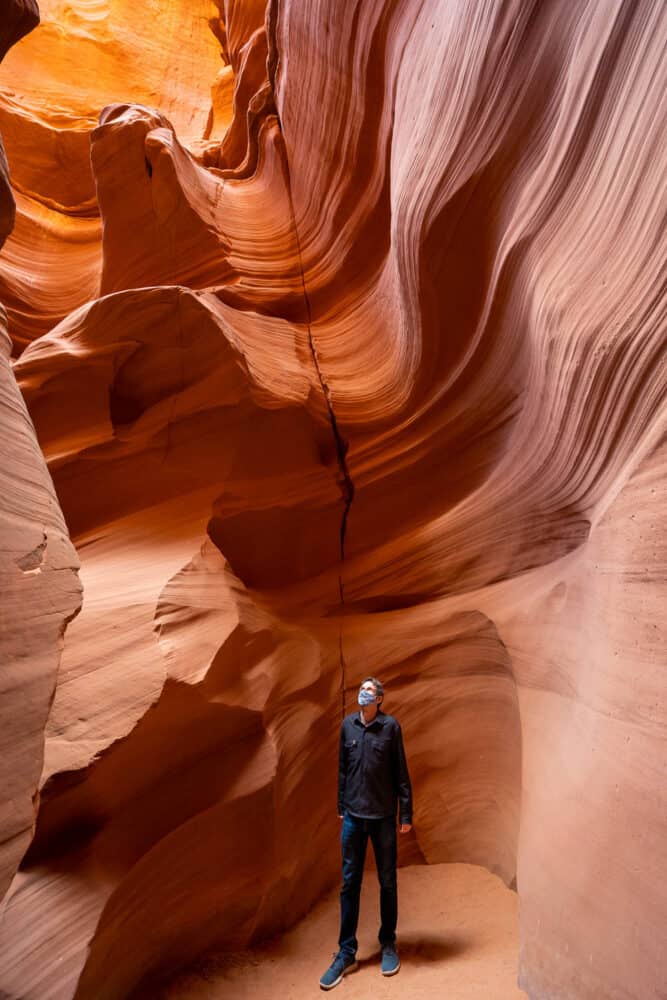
[267,0,355,721]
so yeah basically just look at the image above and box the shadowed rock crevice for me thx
[267,0,356,719]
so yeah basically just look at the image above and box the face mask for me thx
[358,688,377,707]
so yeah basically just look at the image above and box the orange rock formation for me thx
[0,2,665,999]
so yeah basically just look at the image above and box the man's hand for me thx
[338,814,344,819]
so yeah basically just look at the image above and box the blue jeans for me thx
[338,813,397,959]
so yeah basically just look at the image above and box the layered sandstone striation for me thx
[0,0,82,909]
[0,2,665,999]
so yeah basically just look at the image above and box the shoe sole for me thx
[381,958,401,976]
[320,961,358,990]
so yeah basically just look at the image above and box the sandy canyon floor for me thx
[159,863,526,999]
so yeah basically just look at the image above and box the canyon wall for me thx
[0,2,664,998]
[0,0,82,908]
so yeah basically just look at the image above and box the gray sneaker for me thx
[381,943,400,976]
[319,950,358,990]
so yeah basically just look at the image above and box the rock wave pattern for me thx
[0,1,665,999]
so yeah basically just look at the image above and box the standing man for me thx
[320,677,413,991]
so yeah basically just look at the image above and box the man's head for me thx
[358,676,384,708]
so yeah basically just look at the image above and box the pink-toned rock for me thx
[0,2,665,999]
[0,310,81,902]
[0,0,81,907]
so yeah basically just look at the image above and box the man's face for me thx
[359,681,379,706]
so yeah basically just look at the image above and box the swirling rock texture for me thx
[0,0,82,916]
[0,1,665,999]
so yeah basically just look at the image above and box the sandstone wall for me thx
[0,2,664,998]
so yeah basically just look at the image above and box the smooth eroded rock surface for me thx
[0,0,82,909]
[0,2,664,999]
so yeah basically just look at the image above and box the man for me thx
[320,676,413,991]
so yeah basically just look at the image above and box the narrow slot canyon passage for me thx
[0,2,665,1000]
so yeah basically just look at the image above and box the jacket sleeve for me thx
[337,724,346,815]
[394,723,413,824]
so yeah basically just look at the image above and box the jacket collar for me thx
[354,710,386,728]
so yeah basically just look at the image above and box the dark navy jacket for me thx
[338,710,413,824]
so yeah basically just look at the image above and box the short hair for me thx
[360,676,384,703]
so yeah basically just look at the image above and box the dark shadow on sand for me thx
[354,931,474,969]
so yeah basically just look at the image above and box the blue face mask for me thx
[358,688,377,707]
